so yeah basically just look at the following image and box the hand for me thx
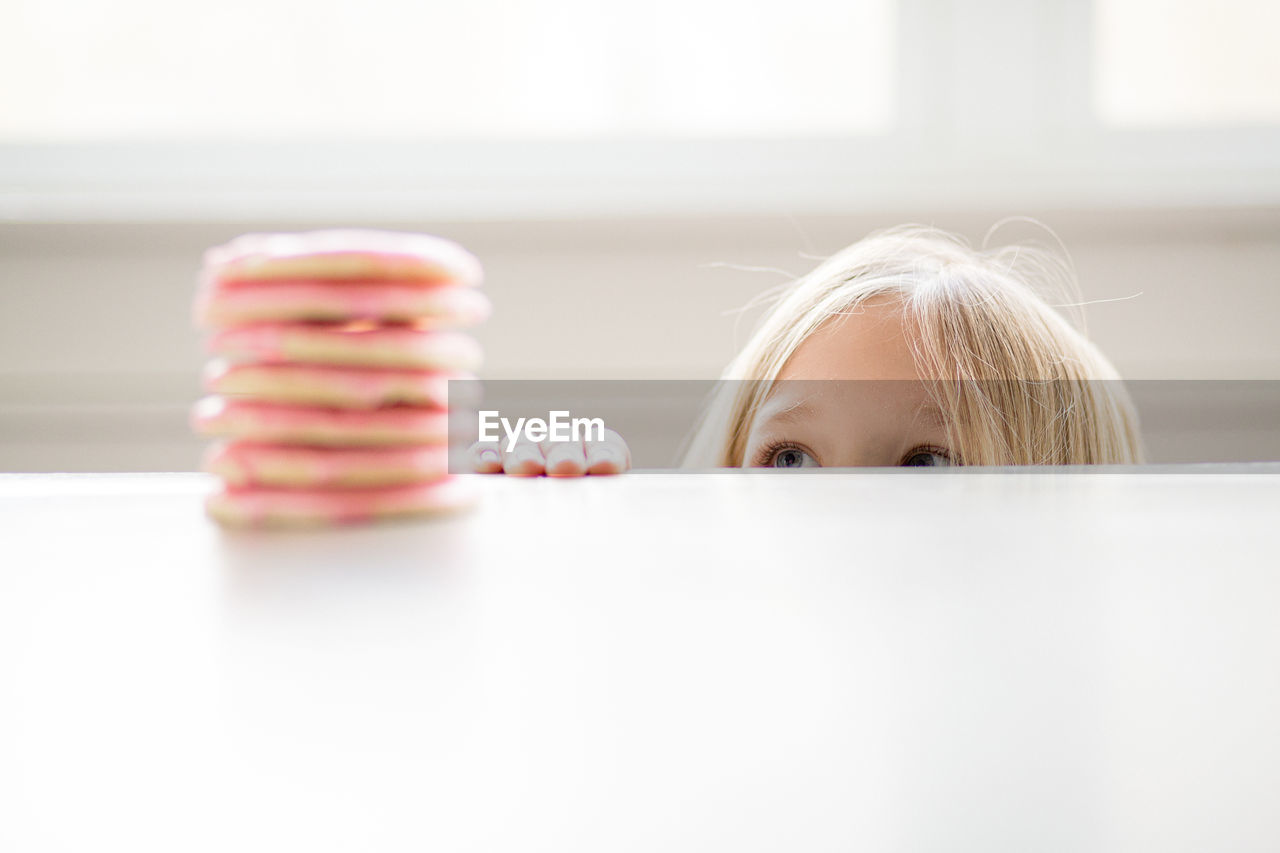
[469,429,631,477]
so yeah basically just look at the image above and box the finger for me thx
[502,435,546,477]
[585,428,630,475]
[469,440,504,474]
[541,437,588,478]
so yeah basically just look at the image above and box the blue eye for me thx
[901,448,952,467]
[772,447,819,468]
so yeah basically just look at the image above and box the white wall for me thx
[2,207,1279,471]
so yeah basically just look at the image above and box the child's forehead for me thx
[760,378,943,423]
[778,298,923,382]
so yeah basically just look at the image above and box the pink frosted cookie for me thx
[206,476,480,528]
[193,396,450,446]
[204,441,450,488]
[208,323,483,369]
[203,229,483,287]
[196,279,492,327]
[204,360,465,409]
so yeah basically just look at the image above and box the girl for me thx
[472,225,1143,475]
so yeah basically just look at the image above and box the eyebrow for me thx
[915,402,947,427]
[756,397,948,449]
[758,399,816,427]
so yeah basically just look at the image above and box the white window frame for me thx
[2,0,1278,222]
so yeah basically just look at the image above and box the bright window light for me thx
[1094,0,1280,126]
[0,0,895,141]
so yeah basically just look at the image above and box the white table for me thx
[3,469,1280,852]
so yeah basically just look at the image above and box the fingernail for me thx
[590,449,616,463]
[479,449,499,464]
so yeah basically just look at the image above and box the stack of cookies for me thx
[192,229,488,527]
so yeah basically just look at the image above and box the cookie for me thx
[207,323,483,370]
[205,476,481,528]
[203,229,483,286]
[204,360,463,409]
[204,441,451,488]
[192,396,450,446]
[196,279,492,327]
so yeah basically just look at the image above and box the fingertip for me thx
[545,456,586,478]
[586,453,626,476]
[473,450,502,473]
[469,444,504,474]
[505,458,544,477]
[587,431,631,475]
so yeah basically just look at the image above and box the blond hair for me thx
[684,225,1143,467]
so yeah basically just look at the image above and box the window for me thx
[0,0,894,140]
[1,0,1277,219]
[1095,0,1280,126]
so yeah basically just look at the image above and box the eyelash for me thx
[752,439,812,467]
[752,441,957,467]
[902,445,955,466]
